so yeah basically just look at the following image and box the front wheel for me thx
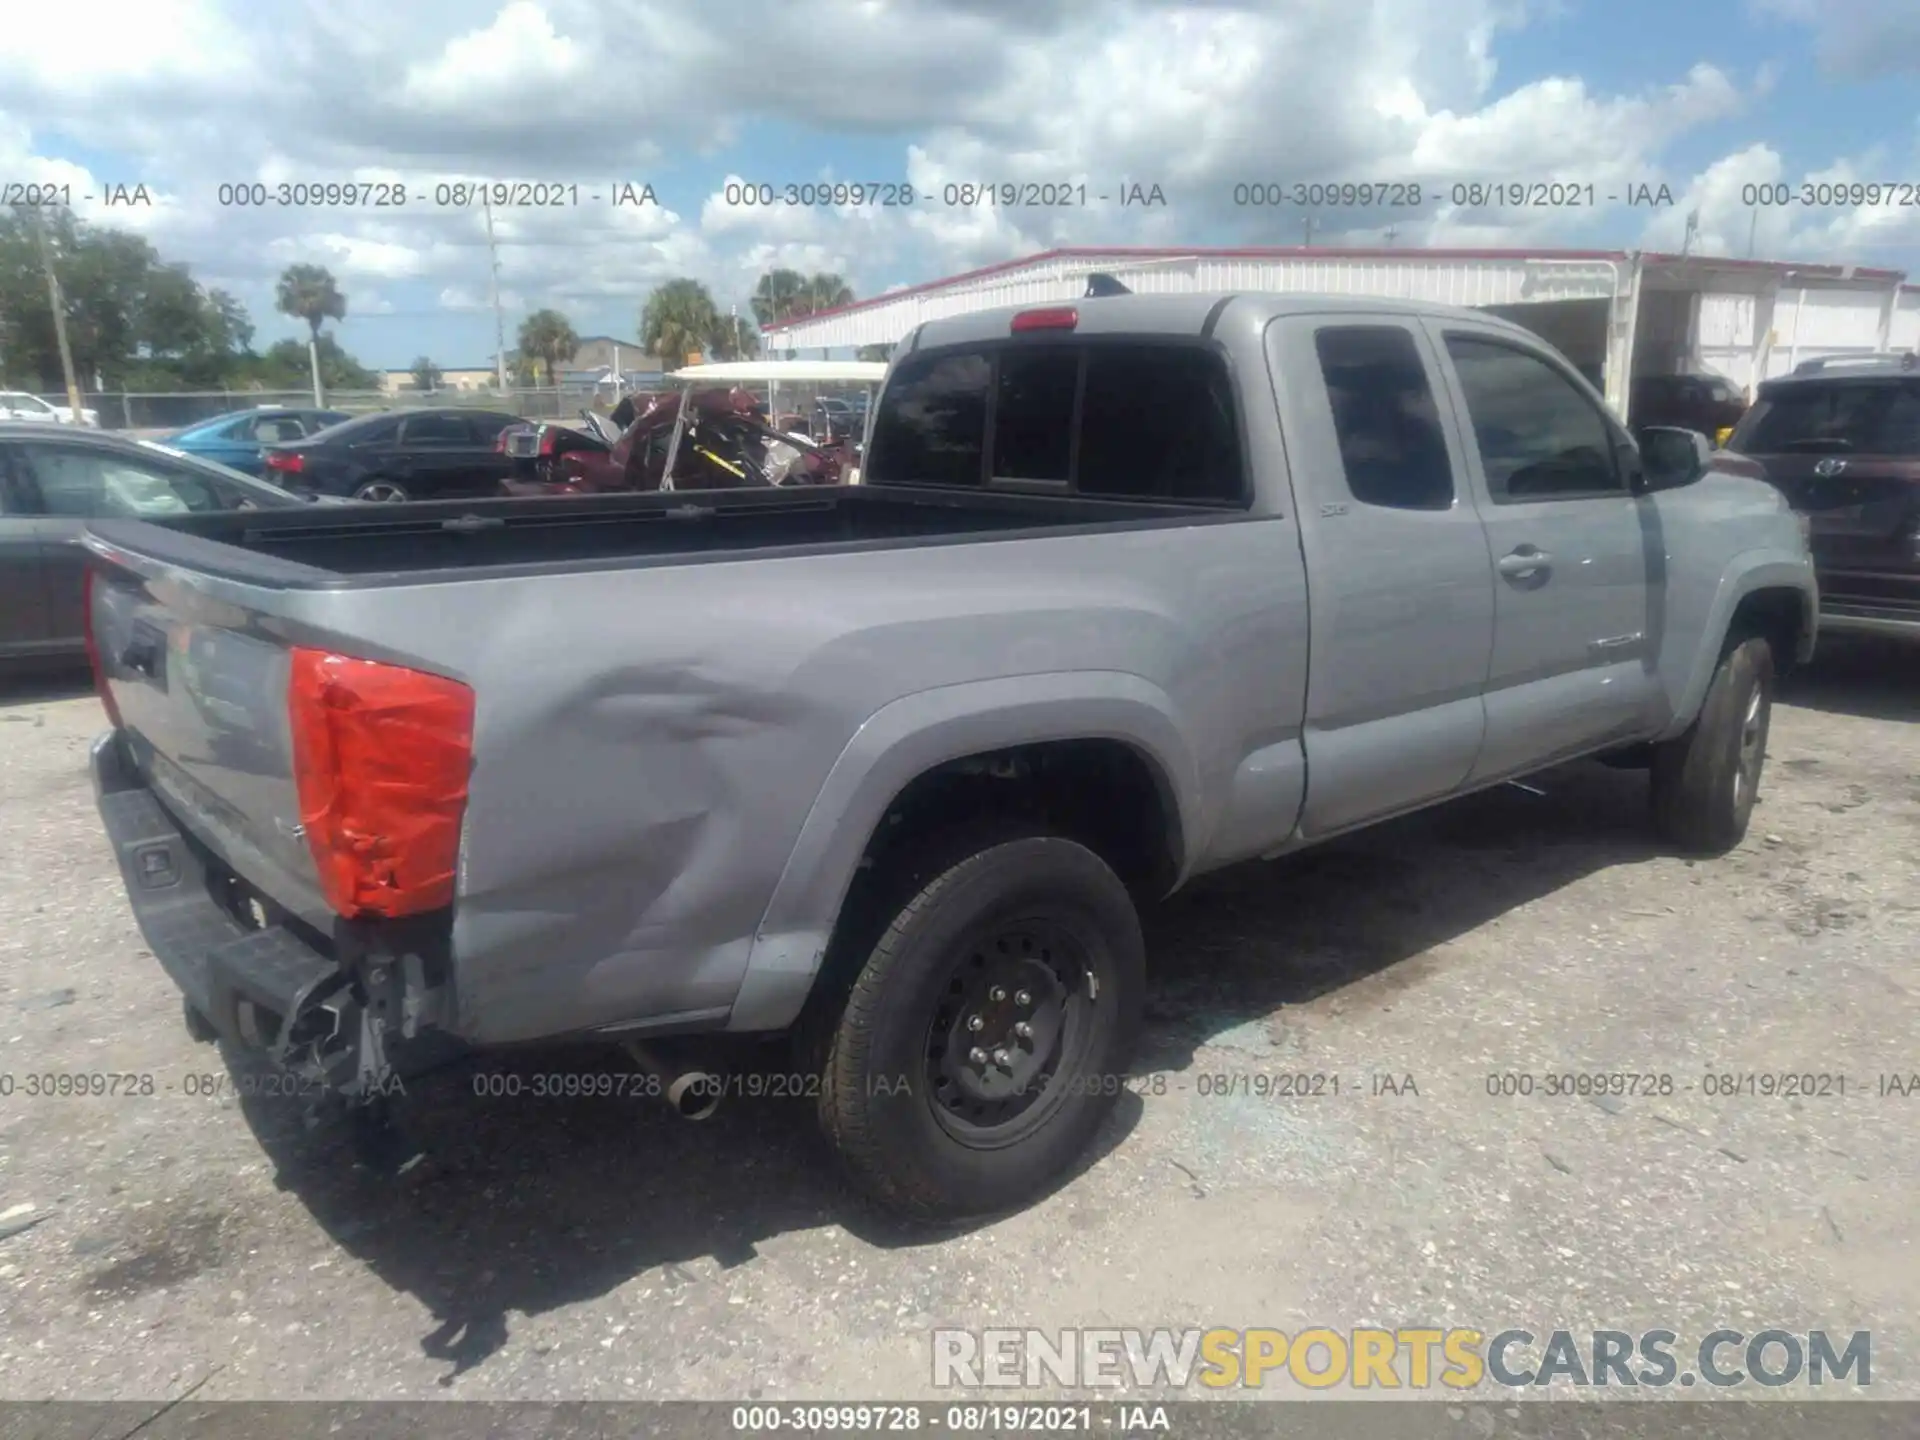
[352,478,411,503]
[814,826,1144,1220]
[1650,636,1774,854]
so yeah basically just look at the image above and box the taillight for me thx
[287,648,475,920]
[265,450,304,475]
[82,569,123,729]
[1012,306,1078,333]
[538,427,559,457]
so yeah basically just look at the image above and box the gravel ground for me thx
[0,638,1915,1407]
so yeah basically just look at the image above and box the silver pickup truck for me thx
[82,292,1817,1219]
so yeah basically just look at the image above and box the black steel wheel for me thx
[813,823,1144,1220]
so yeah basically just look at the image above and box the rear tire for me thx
[1650,636,1774,855]
[814,824,1144,1221]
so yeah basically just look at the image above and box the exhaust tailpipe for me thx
[624,1041,723,1122]
[667,1072,721,1122]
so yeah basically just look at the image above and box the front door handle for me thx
[1497,547,1552,579]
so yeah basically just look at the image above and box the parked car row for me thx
[0,423,322,661]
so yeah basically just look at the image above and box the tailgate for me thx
[87,554,332,931]
[1756,455,1920,541]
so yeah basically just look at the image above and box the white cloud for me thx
[0,0,1908,364]
[401,2,587,109]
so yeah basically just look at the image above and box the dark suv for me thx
[1726,353,1920,639]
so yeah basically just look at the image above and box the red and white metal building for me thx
[763,246,1920,419]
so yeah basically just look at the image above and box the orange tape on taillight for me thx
[287,647,475,920]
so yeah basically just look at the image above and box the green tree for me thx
[750,268,809,330]
[274,263,347,403]
[803,272,854,315]
[0,208,270,392]
[411,355,444,391]
[516,308,580,387]
[640,278,722,371]
[707,312,761,361]
[258,335,380,391]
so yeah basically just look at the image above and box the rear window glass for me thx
[1740,381,1920,455]
[992,348,1078,484]
[866,352,990,488]
[866,342,1244,504]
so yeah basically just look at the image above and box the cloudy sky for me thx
[4,0,1916,368]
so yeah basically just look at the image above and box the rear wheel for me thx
[1650,635,1774,854]
[352,478,410,503]
[814,825,1144,1220]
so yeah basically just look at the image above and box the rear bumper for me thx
[91,730,452,1091]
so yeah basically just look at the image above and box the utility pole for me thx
[1745,207,1759,260]
[1302,213,1317,247]
[1383,224,1398,247]
[28,206,85,423]
[483,195,507,390]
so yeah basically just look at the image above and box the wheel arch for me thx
[726,672,1200,1034]
[1657,554,1815,743]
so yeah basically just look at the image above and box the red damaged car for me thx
[496,361,886,496]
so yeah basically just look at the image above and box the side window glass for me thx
[21,447,228,517]
[400,415,471,445]
[1313,326,1455,511]
[1444,336,1624,502]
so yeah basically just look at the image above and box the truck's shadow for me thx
[230,756,1657,1382]
[1776,633,1920,724]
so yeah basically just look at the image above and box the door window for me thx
[1445,335,1625,502]
[251,415,307,443]
[1314,327,1455,511]
[398,414,471,446]
[18,445,238,517]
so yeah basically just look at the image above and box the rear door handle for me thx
[1497,548,1552,579]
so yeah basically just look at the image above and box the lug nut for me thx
[1013,1021,1033,1040]
[967,1015,985,1032]
[969,1046,989,1065]
[1015,989,1031,1007]
[992,1048,1011,1067]
[989,986,1007,1002]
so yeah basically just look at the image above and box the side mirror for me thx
[1634,426,1712,492]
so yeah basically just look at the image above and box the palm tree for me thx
[750,269,809,330]
[707,310,761,362]
[275,263,346,404]
[641,279,723,371]
[516,309,580,387]
[803,272,854,316]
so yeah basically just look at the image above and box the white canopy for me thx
[664,360,887,384]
